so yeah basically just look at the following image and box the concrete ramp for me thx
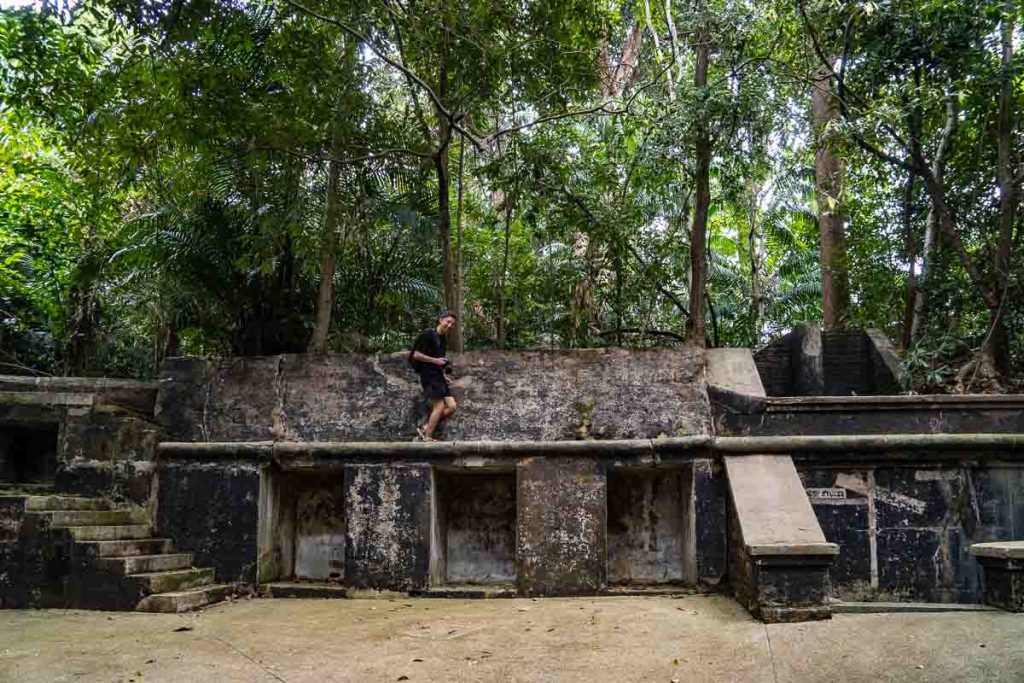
[724,454,837,622]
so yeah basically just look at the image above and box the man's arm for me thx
[411,350,446,366]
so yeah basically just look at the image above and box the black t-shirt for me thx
[411,328,445,375]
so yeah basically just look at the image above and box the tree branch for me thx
[597,328,686,342]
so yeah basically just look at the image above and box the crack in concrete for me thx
[180,614,289,683]
[763,623,779,683]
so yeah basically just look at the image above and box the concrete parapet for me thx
[156,347,711,443]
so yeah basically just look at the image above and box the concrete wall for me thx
[344,464,432,591]
[752,327,902,397]
[517,458,607,596]
[0,376,160,504]
[156,458,260,584]
[718,397,1024,436]
[797,457,1024,603]
[156,347,710,443]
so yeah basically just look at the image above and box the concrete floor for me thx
[1,595,1022,682]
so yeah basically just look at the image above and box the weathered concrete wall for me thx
[694,459,727,585]
[344,464,431,591]
[752,327,901,397]
[517,458,606,596]
[607,469,688,584]
[753,333,794,397]
[0,377,160,504]
[435,471,516,585]
[719,396,1024,436]
[752,325,824,397]
[156,347,710,443]
[822,330,872,396]
[156,459,259,584]
[0,539,17,607]
[797,458,1024,603]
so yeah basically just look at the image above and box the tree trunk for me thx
[811,63,850,330]
[911,97,958,341]
[435,122,455,318]
[451,135,466,351]
[435,47,456,327]
[685,22,710,347]
[986,0,1015,375]
[308,39,357,354]
[900,169,917,350]
[308,152,343,354]
[748,178,763,347]
[497,193,512,349]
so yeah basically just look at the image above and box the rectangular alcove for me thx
[258,469,346,584]
[431,469,516,586]
[606,467,696,585]
[0,425,58,485]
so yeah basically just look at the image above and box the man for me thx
[410,311,458,441]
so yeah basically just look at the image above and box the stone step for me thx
[36,509,147,526]
[64,524,152,541]
[135,583,235,613]
[829,600,998,614]
[94,553,193,575]
[76,538,174,557]
[262,582,349,599]
[130,567,215,594]
[23,495,110,511]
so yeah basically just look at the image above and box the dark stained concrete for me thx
[343,464,431,591]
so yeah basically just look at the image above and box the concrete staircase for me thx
[8,493,233,612]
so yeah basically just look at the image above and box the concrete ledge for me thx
[970,541,1024,612]
[158,437,714,465]
[261,582,349,599]
[829,600,997,614]
[767,394,1024,412]
[717,434,1024,452]
[748,543,838,557]
[970,541,1024,560]
[156,433,1024,464]
[760,605,832,624]
[0,391,94,407]
[724,455,834,552]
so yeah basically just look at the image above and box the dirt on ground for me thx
[1,594,1022,682]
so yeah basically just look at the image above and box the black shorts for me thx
[420,371,451,399]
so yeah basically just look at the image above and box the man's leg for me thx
[441,396,457,419]
[422,397,446,439]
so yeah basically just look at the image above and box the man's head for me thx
[436,310,457,335]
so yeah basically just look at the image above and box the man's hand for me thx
[435,357,448,367]
[444,374,452,384]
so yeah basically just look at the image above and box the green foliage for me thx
[0,0,1021,387]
